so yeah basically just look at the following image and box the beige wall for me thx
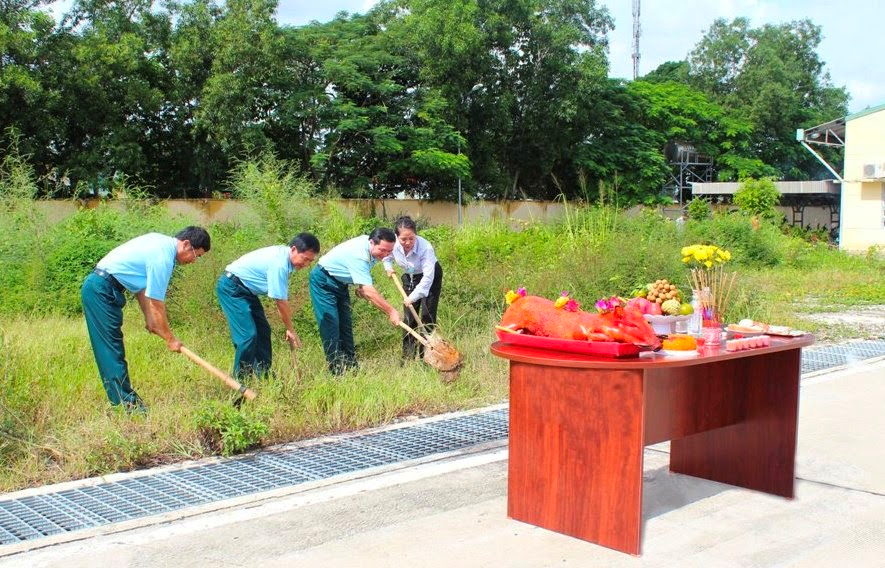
[842,106,885,251]
[33,198,569,228]
[32,198,838,232]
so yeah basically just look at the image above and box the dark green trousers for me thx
[81,272,141,407]
[309,267,357,374]
[216,273,272,380]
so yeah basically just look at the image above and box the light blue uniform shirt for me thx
[318,235,376,286]
[382,235,438,302]
[225,245,293,300]
[96,233,177,301]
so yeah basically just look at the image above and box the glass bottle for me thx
[688,290,702,336]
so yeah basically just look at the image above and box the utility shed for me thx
[840,104,885,251]
[690,180,840,235]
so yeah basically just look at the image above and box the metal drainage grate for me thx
[801,339,885,375]
[2,339,884,548]
[0,408,508,547]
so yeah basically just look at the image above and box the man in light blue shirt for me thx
[216,233,320,381]
[309,228,401,374]
[383,216,443,360]
[81,226,210,412]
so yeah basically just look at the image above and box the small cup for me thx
[675,320,688,334]
[702,325,722,347]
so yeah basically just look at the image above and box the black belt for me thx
[93,268,125,293]
[224,271,248,290]
[319,266,346,286]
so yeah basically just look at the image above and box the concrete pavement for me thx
[2,358,884,567]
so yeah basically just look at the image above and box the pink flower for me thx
[565,299,580,312]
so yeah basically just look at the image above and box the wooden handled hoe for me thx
[180,345,257,401]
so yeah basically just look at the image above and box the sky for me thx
[47,0,883,114]
[275,0,884,115]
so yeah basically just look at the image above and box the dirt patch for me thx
[799,305,885,342]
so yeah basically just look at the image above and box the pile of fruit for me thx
[627,279,692,316]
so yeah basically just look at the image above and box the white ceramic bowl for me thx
[643,314,692,335]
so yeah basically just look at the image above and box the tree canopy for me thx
[0,1,850,202]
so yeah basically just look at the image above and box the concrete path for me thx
[2,359,884,567]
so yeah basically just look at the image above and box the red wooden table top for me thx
[491,334,815,370]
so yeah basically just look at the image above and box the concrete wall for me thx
[33,198,569,228]
[31,198,837,232]
[842,105,885,251]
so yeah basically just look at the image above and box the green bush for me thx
[686,198,711,221]
[195,401,271,456]
[687,213,785,267]
[230,152,320,242]
[733,177,781,221]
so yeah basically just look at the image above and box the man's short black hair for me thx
[369,227,396,244]
[290,232,320,254]
[175,226,211,252]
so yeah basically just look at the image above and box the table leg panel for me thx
[508,362,646,554]
[669,350,800,497]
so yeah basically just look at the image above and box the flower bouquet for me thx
[681,244,736,328]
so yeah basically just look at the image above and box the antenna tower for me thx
[631,0,641,79]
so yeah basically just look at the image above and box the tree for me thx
[42,0,175,195]
[0,1,63,190]
[193,0,283,175]
[301,11,467,198]
[688,18,849,180]
[641,61,689,84]
[392,0,613,199]
[627,80,775,182]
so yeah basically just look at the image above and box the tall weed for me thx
[230,152,320,242]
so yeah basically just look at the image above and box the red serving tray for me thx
[495,329,640,358]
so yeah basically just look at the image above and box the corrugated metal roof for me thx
[691,180,841,195]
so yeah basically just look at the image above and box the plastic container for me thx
[688,290,702,336]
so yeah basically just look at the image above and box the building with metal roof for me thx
[689,103,885,252]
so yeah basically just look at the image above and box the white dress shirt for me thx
[382,235,438,303]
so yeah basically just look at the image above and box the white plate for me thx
[660,349,699,358]
[766,329,806,337]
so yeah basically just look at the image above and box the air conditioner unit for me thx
[862,163,885,179]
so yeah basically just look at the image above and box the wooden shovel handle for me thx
[398,321,431,348]
[389,272,423,324]
[180,346,257,400]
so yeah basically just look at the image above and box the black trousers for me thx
[401,262,443,359]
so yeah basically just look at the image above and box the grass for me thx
[1,192,883,490]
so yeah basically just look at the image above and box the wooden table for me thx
[491,335,814,555]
